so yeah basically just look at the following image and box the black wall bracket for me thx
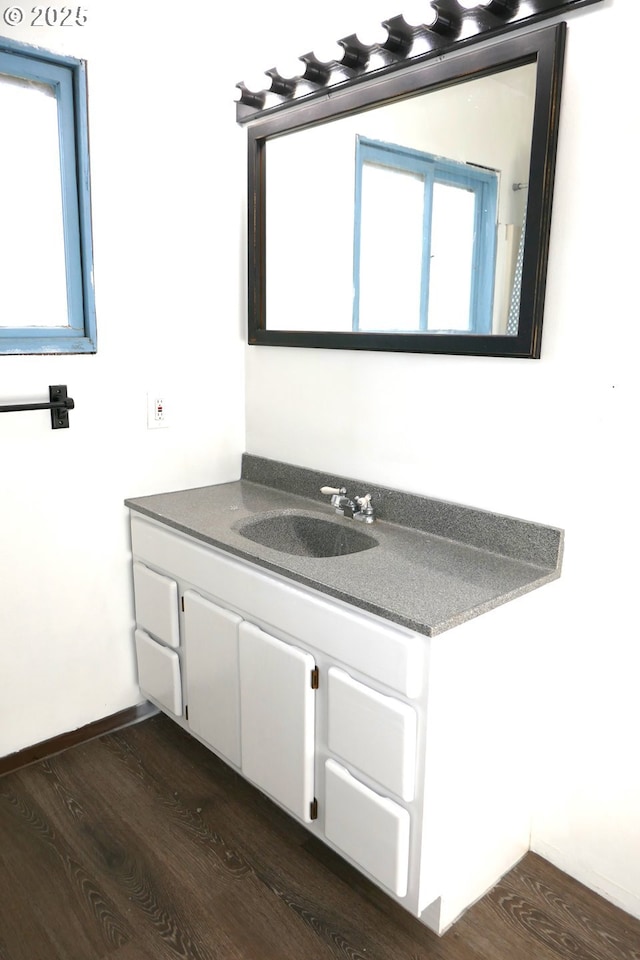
[0,385,75,429]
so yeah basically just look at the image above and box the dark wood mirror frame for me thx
[246,24,566,359]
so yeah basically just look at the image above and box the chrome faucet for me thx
[320,485,375,523]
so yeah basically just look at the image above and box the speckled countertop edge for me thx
[125,457,563,638]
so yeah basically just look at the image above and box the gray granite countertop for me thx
[125,455,563,637]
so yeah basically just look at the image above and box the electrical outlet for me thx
[147,392,169,429]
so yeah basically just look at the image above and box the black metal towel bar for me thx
[0,385,74,429]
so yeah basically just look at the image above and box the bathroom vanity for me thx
[125,455,563,935]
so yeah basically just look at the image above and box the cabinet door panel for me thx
[239,622,315,822]
[324,759,410,897]
[184,591,241,766]
[328,667,417,801]
[135,628,182,716]
[132,561,180,648]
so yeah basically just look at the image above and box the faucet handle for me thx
[321,485,347,496]
[356,493,372,509]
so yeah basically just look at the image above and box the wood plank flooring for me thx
[1,714,638,960]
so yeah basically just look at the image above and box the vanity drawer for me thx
[324,759,410,898]
[134,628,182,716]
[327,667,417,801]
[133,561,180,648]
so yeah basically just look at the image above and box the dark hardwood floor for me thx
[1,714,638,960]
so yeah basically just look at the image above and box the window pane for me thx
[428,182,475,332]
[0,74,69,328]
[358,163,424,332]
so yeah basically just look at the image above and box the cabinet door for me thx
[324,759,410,898]
[135,629,182,716]
[132,561,180,648]
[328,667,417,801]
[184,591,241,766]
[239,622,316,822]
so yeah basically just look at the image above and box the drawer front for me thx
[324,759,410,898]
[133,561,180,648]
[130,514,424,697]
[135,628,182,716]
[184,591,241,766]
[327,667,417,801]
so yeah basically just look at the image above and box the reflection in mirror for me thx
[249,25,565,358]
[268,63,534,336]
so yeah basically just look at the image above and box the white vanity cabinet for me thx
[141,573,317,822]
[128,511,537,936]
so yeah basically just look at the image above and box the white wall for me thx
[242,0,640,925]
[0,0,246,755]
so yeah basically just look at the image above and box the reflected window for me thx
[353,136,498,334]
[0,39,95,354]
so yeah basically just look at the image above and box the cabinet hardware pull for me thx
[310,667,319,689]
[310,798,318,820]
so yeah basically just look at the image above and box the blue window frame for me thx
[353,136,498,334]
[0,38,96,354]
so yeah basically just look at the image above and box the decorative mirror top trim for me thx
[235,0,603,125]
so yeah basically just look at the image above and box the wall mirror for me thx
[244,23,566,358]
